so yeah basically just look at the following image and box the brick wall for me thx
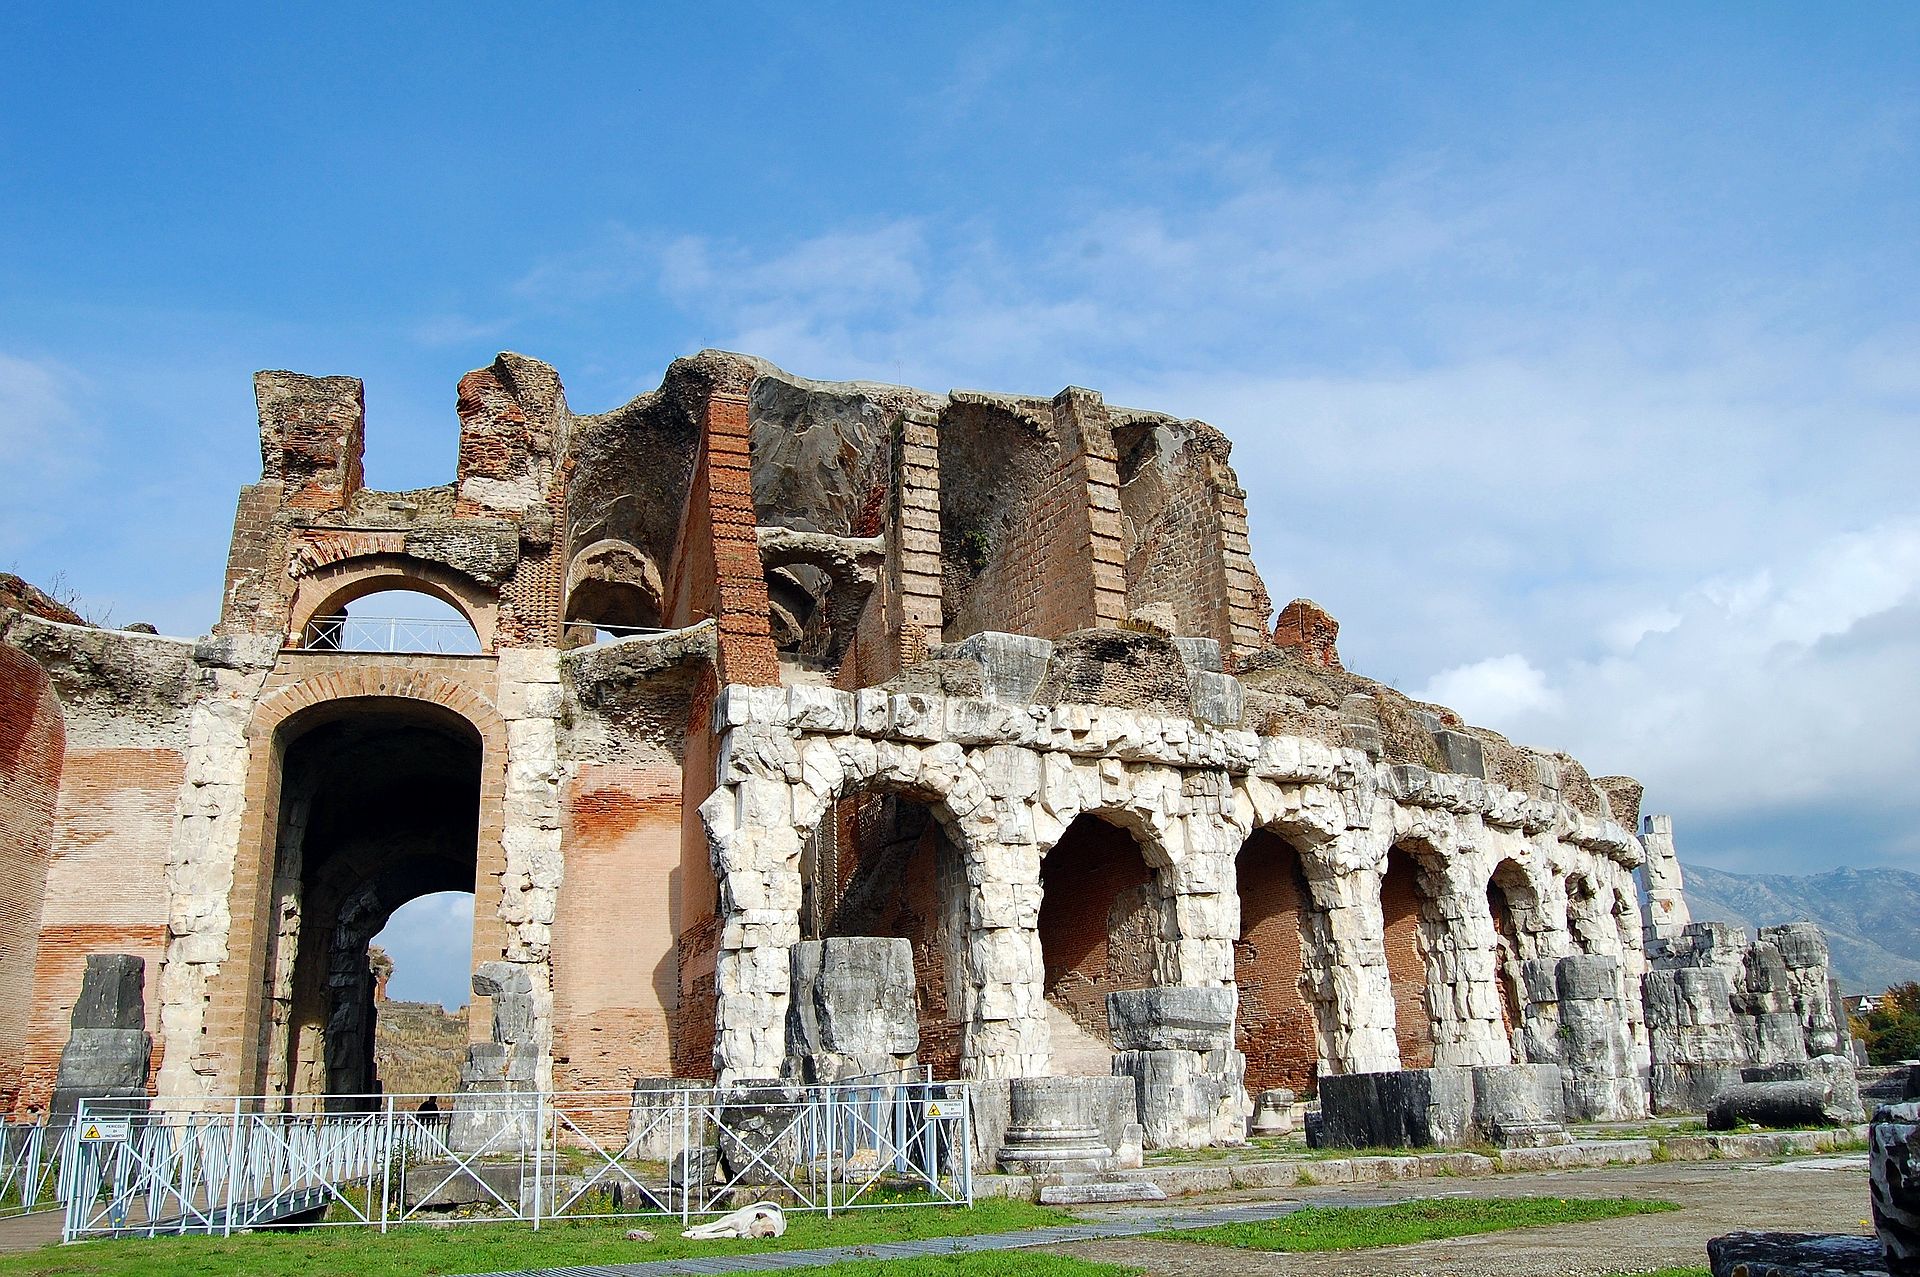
[665,394,778,687]
[1232,832,1319,1095]
[0,648,61,1111]
[552,763,685,1091]
[17,744,183,1115]
[1380,850,1436,1070]
[1037,817,1158,1042]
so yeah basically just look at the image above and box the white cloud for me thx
[1425,518,1920,828]
[1418,654,1561,723]
[373,892,475,1010]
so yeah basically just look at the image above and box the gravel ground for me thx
[1047,1155,1872,1276]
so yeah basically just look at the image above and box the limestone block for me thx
[1708,1080,1855,1131]
[785,937,918,1083]
[947,633,1053,704]
[996,1076,1119,1174]
[1105,986,1235,1052]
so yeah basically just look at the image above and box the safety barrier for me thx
[60,1076,971,1242]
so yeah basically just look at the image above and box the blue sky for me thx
[6,5,1919,1002]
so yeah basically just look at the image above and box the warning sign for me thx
[925,1103,945,1118]
[78,1120,130,1142]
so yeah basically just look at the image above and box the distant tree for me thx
[1861,982,1920,1064]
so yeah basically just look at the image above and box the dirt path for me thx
[1050,1156,1871,1276]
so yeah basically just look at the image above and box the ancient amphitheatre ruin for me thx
[0,348,1854,1155]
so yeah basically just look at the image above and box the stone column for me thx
[707,780,804,1083]
[496,648,565,1093]
[1304,855,1399,1074]
[1423,854,1510,1068]
[959,830,1048,1079]
[1639,814,1690,940]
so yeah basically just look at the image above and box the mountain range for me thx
[1681,862,1920,995]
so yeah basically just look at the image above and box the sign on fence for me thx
[76,1121,129,1143]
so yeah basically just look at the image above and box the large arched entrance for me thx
[1036,815,1165,1076]
[1232,830,1323,1095]
[261,699,487,1107]
[1380,844,1442,1070]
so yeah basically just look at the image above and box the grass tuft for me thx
[1151,1195,1679,1252]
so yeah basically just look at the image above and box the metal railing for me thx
[299,615,482,654]
[560,620,675,646]
[61,1077,971,1242]
[0,1122,64,1217]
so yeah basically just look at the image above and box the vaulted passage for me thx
[263,702,484,1106]
[802,790,968,1076]
[1233,831,1320,1095]
[1037,815,1161,1075]
[1380,845,1440,1071]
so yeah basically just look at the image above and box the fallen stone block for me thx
[1709,1080,1855,1131]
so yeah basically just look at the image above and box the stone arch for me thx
[287,554,498,650]
[753,530,881,675]
[1379,839,1449,1070]
[203,669,509,1100]
[1035,811,1173,1074]
[1486,856,1545,1059]
[563,539,664,644]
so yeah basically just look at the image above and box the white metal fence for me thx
[60,1078,971,1242]
[300,615,482,654]
[0,1123,64,1218]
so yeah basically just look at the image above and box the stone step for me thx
[1039,1179,1169,1205]
[1045,1001,1114,1077]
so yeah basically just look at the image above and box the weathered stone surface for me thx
[1708,1080,1854,1131]
[1106,986,1234,1053]
[1872,1101,1920,1274]
[785,937,918,1082]
[1706,1232,1887,1277]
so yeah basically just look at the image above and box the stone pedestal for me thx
[785,937,918,1083]
[1250,1088,1295,1136]
[996,1077,1118,1174]
[1106,986,1247,1149]
[50,954,152,1125]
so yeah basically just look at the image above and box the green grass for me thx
[1150,1195,1679,1252]
[0,1199,1071,1277]
[758,1257,1136,1277]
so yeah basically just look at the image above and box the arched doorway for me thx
[1036,815,1164,1076]
[801,788,969,1076]
[1233,830,1323,1095]
[1380,844,1442,1070]
[1487,860,1540,1060]
[262,700,486,1107]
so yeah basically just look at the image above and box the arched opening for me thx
[563,540,664,646]
[303,588,483,654]
[262,701,485,1107]
[367,892,474,1104]
[800,788,969,1076]
[1487,860,1538,1060]
[1037,815,1165,1076]
[1233,830,1324,1095]
[1380,844,1443,1070]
